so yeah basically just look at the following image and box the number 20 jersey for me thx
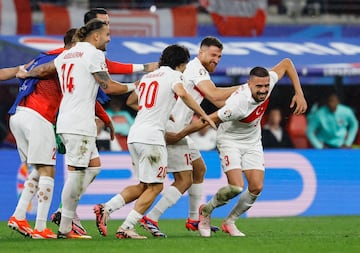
[127,66,184,146]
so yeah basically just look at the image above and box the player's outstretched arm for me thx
[0,66,20,81]
[271,58,307,115]
[16,61,56,79]
[106,58,159,74]
[174,82,216,130]
[143,62,159,72]
[197,79,239,108]
[93,71,137,95]
[165,111,220,145]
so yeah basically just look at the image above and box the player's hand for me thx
[104,121,115,141]
[201,115,217,130]
[290,93,307,115]
[15,67,28,79]
[143,62,159,72]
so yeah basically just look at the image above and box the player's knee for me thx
[248,183,263,195]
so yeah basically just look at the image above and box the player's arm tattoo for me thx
[93,71,111,89]
[28,62,56,78]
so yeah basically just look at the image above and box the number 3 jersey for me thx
[54,42,108,137]
[127,66,185,146]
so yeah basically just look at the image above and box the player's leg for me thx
[94,182,145,236]
[222,145,264,236]
[117,182,163,239]
[141,170,191,237]
[31,165,56,239]
[198,143,244,237]
[51,152,101,235]
[142,143,192,236]
[94,143,142,236]
[57,134,94,239]
[8,110,56,238]
[116,143,166,239]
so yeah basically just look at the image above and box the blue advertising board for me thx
[1,35,360,82]
[0,149,359,221]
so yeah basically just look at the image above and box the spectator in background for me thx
[306,92,359,149]
[105,97,134,151]
[262,107,294,148]
[189,114,217,150]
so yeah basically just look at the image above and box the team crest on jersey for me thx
[222,109,232,120]
[199,68,206,76]
[100,62,107,70]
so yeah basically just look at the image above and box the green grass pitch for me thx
[1,216,359,253]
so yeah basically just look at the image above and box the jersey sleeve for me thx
[106,58,133,74]
[95,101,111,124]
[89,50,107,73]
[217,91,246,122]
[193,66,211,86]
[269,71,279,90]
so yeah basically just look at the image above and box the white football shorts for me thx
[9,106,56,165]
[60,133,96,168]
[128,142,168,183]
[167,143,192,173]
[217,140,265,172]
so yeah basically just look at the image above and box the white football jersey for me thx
[166,57,210,134]
[127,66,185,146]
[217,71,279,145]
[54,42,107,137]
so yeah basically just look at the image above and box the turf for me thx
[1,216,359,253]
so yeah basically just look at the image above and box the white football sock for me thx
[59,170,85,234]
[35,176,54,231]
[105,194,125,214]
[224,188,259,224]
[120,209,143,230]
[204,185,243,215]
[81,167,101,195]
[13,169,39,220]
[187,183,203,220]
[147,186,182,222]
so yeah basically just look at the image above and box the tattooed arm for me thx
[93,71,136,95]
[16,61,56,79]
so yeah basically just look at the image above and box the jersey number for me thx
[60,63,75,93]
[138,81,159,110]
[157,166,167,179]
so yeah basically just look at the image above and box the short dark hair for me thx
[84,8,108,24]
[159,44,190,70]
[249,67,269,78]
[75,19,108,42]
[63,28,77,46]
[200,36,223,50]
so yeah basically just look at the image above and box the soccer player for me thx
[7,29,76,239]
[49,7,158,234]
[167,58,307,237]
[133,36,239,237]
[93,44,216,239]
[17,19,137,239]
[84,7,158,74]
